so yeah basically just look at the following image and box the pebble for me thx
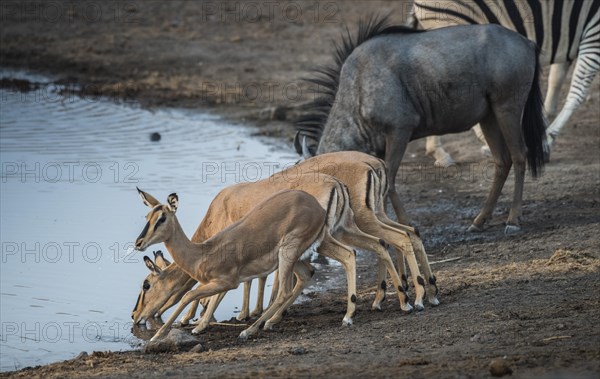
[489,358,513,377]
[150,132,161,142]
[288,347,307,355]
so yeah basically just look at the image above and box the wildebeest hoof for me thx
[467,224,484,233]
[504,224,521,235]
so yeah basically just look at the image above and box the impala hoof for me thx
[371,303,383,312]
[428,296,441,307]
[342,316,353,326]
[467,224,484,233]
[504,224,521,235]
[401,303,413,313]
[414,302,425,312]
[238,330,250,340]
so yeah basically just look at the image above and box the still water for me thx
[0,70,298,371]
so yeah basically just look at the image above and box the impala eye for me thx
[143,280,150,291]
[155,215,166,228]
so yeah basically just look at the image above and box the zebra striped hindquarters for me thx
[411,0,600,157]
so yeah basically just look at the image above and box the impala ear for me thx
[153,250,171,269]
[167,193,178,212]
[137,187,161,208]
[143,255,162,275]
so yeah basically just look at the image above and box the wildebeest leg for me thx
[469,115,512,232]
[385,129,414,226]
[494,110,528,234]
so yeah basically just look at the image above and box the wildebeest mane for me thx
[294,14,423,155]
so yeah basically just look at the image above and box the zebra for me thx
[409,0,599,166]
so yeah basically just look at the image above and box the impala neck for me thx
[162,216,203,276]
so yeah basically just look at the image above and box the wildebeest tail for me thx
[522,53,546,178]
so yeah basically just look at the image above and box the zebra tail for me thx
[522,53,547,178]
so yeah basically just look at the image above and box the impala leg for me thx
[263,261,315,330]
[372,223,424,311]
[408,232,439,306]
[250,276,267,317]
[337,224,419,310]
[151,281,232,342]
[236,280,252,321]
[192,292,227,334]
[180,299,199,325]
[397,250,409,291]
[355,210,423,310]
[470,116,511,231]
[268,270,279,307]
[239,247,299,340]
[372,259,387,311]
[316,233,357,325]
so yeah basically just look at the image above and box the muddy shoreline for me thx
[1,1,599,378]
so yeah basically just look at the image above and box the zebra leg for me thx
[545,62,571,120]
[472,124,492,157]
[425,136,457,167]
[546,48,600,149]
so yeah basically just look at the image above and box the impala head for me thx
[131,252,172,323]
[132,251,196,324]
[134,187,179,251]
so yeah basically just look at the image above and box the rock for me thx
[189,343,205,353]
[489,359,513,377]
[75,351,88,360]
[150,132,161,142]
[289,347,307,355]
[143,329,199,354]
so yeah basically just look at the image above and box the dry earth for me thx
[1,1,599,378]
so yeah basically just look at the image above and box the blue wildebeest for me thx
[295,16,546,234]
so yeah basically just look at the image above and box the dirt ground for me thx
[1,1,599,378]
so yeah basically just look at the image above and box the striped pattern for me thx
[413,0,599,66]
[412,0,600,144]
